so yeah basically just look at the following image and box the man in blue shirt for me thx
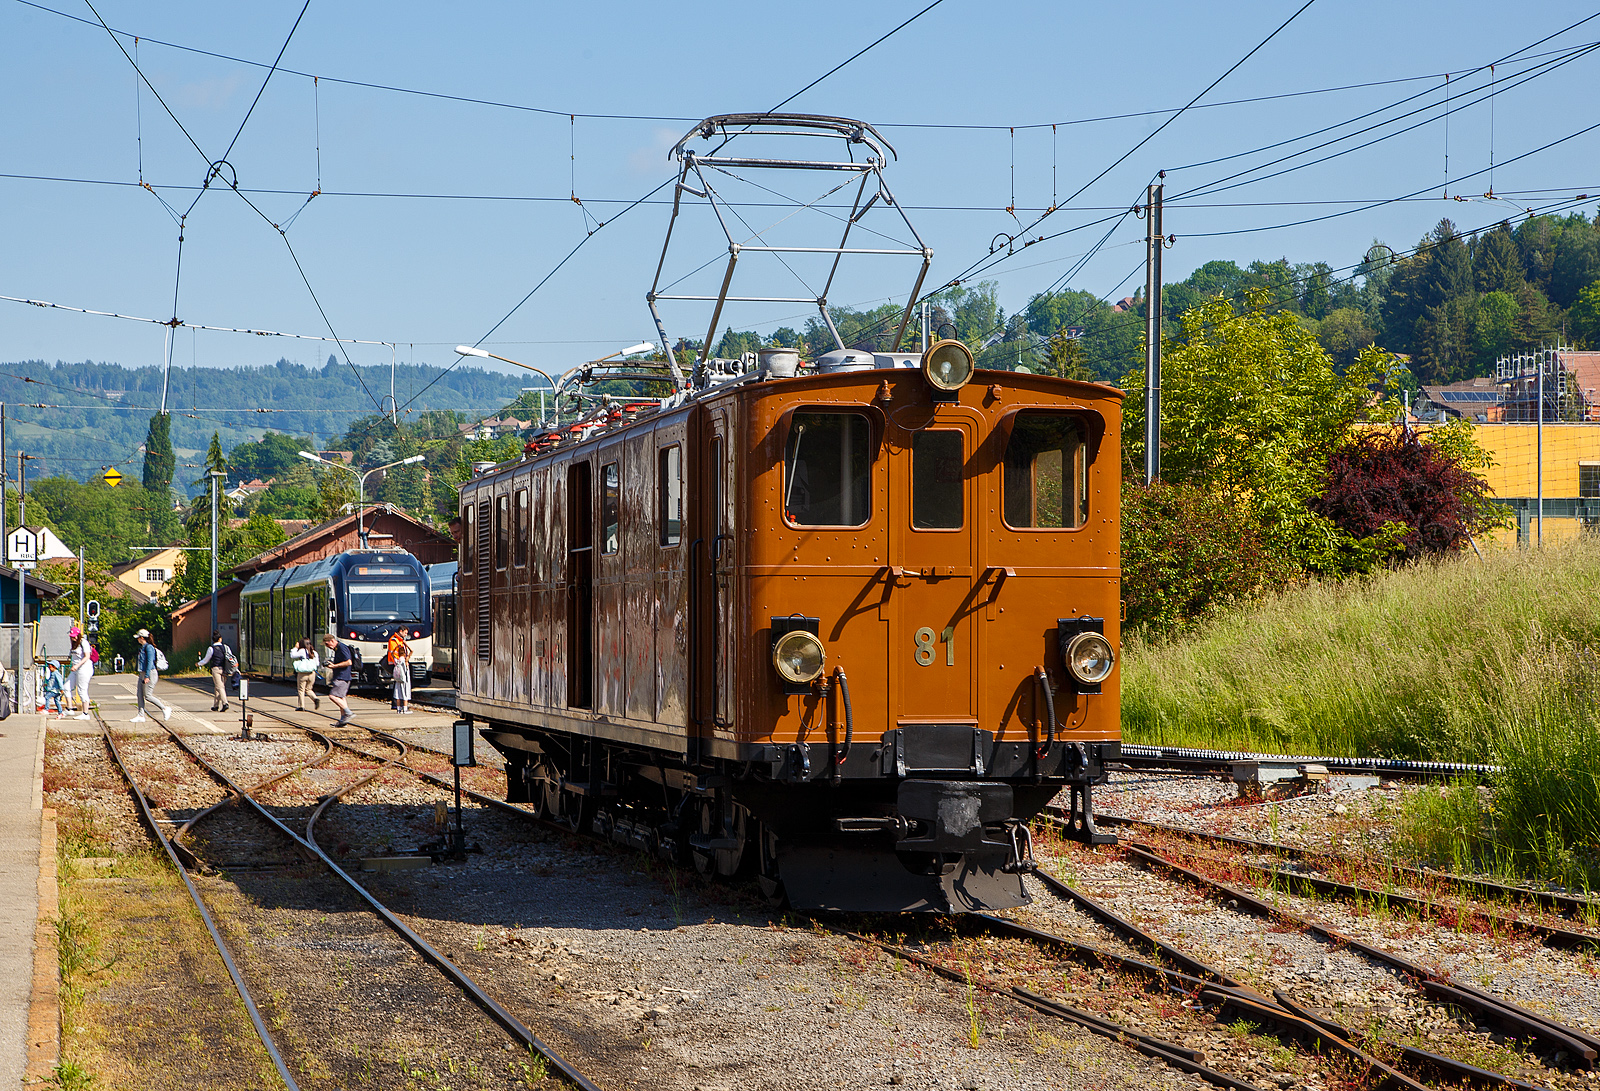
[132,629,172,723]
[321,633,354,727]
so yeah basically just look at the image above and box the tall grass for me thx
[1123,536,1600,886]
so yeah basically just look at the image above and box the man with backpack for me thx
[131,628,173,723]
[322,633,356,727]
[197,630,238,712]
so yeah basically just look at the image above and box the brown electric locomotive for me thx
[455,114,1122,913]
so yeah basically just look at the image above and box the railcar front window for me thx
[348,582,423,622]
[784,412,871,527]
[912,429,964,529]
[601,462,620,554]
[1003,413,1089,529]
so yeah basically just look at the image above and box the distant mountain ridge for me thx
[0,356,526,489]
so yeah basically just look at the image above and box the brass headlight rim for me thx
[920,338,975,392]
[772,629,827,684]
[1064,630,1115,686]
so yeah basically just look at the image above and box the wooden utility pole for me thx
[1143,183,1165,486]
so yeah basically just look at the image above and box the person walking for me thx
[390,636,413,714]
[197,631,236,712]
[42,660,66,718]
[132,629,173,723]
[290,638,321,711]
[322,634,354,727]
[66,627,94,720]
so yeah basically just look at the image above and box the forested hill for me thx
[0,356,526,487]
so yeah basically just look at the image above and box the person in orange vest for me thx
[386,629,406,710]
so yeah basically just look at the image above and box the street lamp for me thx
[455,343,655,425]
[299,452,425,548]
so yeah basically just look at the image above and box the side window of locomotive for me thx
[658,446,682,547]
[784,412,871,527]
[514,488,529,567]
[461,502,475,573]
[911,429,964,529]
[1003,413,1089,529]
[495,495,510,570]
[601,461,620,555]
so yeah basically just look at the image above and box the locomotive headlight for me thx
[921,338,975,392]
[1064,631,1115,686]
[772,629,826,684]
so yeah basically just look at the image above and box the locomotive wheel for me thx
[532,763,561,822]
[692,800,749,879]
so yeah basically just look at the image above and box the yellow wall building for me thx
[1460,424,1600,548]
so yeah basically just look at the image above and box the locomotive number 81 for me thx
[458,336,1122,912]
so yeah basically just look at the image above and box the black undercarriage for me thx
[478,720,1119,913]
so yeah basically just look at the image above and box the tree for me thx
[1309,423,1508,563]
[1469,291,1519,370]
[141,412,174,495]
[228,431,313,483]
[1570,281,1600,347]
[315,467,356,522]
[1041,330,1092,381]
[1123,291,1400,574]
[1549,214,1600,308]
[1316,307,1376,368]
[1472,225,1525,295]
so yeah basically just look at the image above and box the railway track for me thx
[1077,813,1600,950]
[98,709,604,1091]
[1015,811,1598,1089]
[159,682,1595,1090]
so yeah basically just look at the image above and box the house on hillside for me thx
[225,478,274,502]
[111,545,188,603]
[170,504,454,656]
[459,417,532,442]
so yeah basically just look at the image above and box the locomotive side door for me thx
[700,410,736,742]
[892,411,980,730]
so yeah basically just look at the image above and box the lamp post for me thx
[298,452,425,548]
[210,470,224,635]
[455,343,654,426]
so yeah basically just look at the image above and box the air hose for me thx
[1034,666,1057,758]
[832,666,853,784]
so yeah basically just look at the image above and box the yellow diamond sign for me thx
[101,467,124,488]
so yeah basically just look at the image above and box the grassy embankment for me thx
[1122,536,1600,888]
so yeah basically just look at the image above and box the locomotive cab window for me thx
[601,461,620,555]
[784,411,871,527]
[912,429,964,529]
[1003,413,1089,529]
[461,503,475,573]
[658,446,682,546]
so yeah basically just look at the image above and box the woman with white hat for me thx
[131,629,172,723]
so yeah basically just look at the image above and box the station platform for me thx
[0,709,52,1089]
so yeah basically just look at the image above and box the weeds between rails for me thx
[1028,816,1597,1084]
[102,712,603,1091]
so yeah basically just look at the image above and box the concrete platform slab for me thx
[0,711,46,1090]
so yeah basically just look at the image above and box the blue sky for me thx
[4,0,1598,404]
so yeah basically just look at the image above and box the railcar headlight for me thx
[921,338,975,392]
[1064,631,1115,686]
[772,629,826,684]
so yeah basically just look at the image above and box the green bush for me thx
[1121,481,1295,640]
